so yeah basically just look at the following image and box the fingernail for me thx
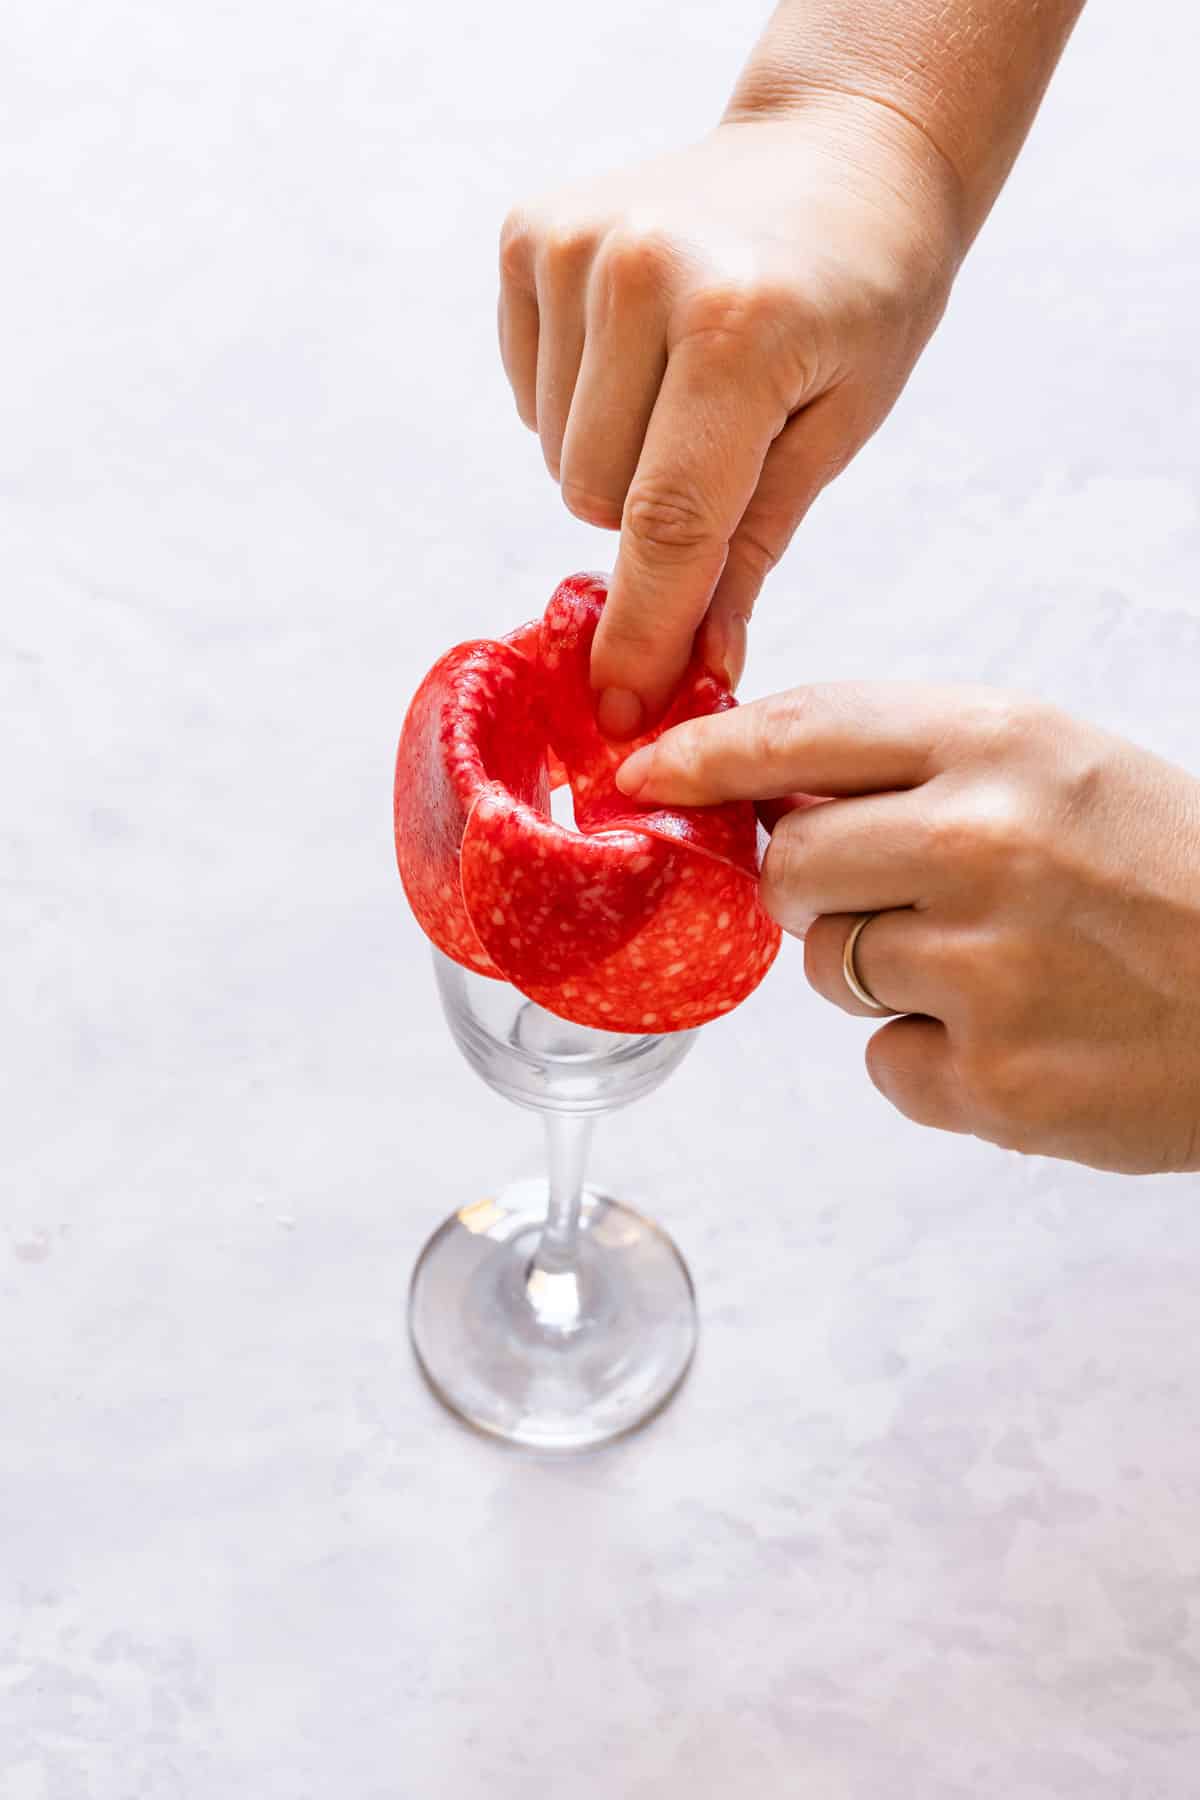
[701,611,748,692]
[597,687,644,739]
[616,745,654,797]
[719,614,748,690]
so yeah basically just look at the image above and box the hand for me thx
[498,104,964,732]
[616,687,1200,1174]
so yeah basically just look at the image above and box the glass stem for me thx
[536,1112,592,1272]
[525,1112,593,1331]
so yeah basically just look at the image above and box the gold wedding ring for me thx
[842,912,892,1015]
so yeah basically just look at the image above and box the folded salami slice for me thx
[394,574,781,1031]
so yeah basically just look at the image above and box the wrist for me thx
[715,96,970,287]
[724,32,972,225]
[724,0,1085,244]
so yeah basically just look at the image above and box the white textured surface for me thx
[3,2,1200,1793]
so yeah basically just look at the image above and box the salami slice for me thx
[393,640,548,975]
[394,574,782,1031]
[538,573,759,876]
[461,794,676,984]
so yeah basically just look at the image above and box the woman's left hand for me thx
[616,686,1200,1173]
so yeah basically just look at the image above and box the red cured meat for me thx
[538,573,759,875]
[393,640,548,975]
[394,574,781,1031]
[461,795,676,984]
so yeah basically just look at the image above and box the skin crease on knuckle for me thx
[594,226,676,309]
[801,915,850,999]
[674,280,821,417]
[952,691,1059,767]
[760,813,811,931]
[652,720,711,800]
[557,460,626,525]
[726,519,783,589]
[560,481,623,531]
[498,212,534,287]
[597,603,676,666]
[623,486,722,560]
[537,222,597,290]
[675,278,787,350]
[756,687,812,757]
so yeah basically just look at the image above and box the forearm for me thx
[726,0,1086,242]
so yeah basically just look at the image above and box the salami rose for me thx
[394,574,781,1031]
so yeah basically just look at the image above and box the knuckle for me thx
[1058,740,1114,830]
[852,257,942,344]
[863,1026,894,1094]
[922,803,976,868]
[499,210,534,285]
[597,606,664,659]
[935,925,1036,1034]
[731,689,812,795]
[926,924,982,1000]
[863,1025,918,1116]
[623,484,720,559]
[676,280,820,402]
[760,813,808,926]
[956,1038,1048,1146]
[677,278,779,348]
[539,222,595,284]
[1009,695,1064,742]
[864,1023,957,1131]
[855,266,907,331]
[728,521,782,586]
[1020,708,1112,824]
[656,720,707,789]
[596,226,674,301]
[960,691,1050,757]
[560,480,623,529]
[925,781,1040,889]
[801,913,838,989]
[756,687,813,755]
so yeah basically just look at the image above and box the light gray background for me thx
[3,1,1199,1794]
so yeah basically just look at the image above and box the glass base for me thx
[408,1179,698,1451]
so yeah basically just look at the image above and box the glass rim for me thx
[431,945,699,1070]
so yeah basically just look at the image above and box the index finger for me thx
[589,330,785,731]
[615,682,1007,805]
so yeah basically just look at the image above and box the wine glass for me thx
[408,947,699,1450]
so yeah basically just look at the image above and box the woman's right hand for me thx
[499,102,965,731]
